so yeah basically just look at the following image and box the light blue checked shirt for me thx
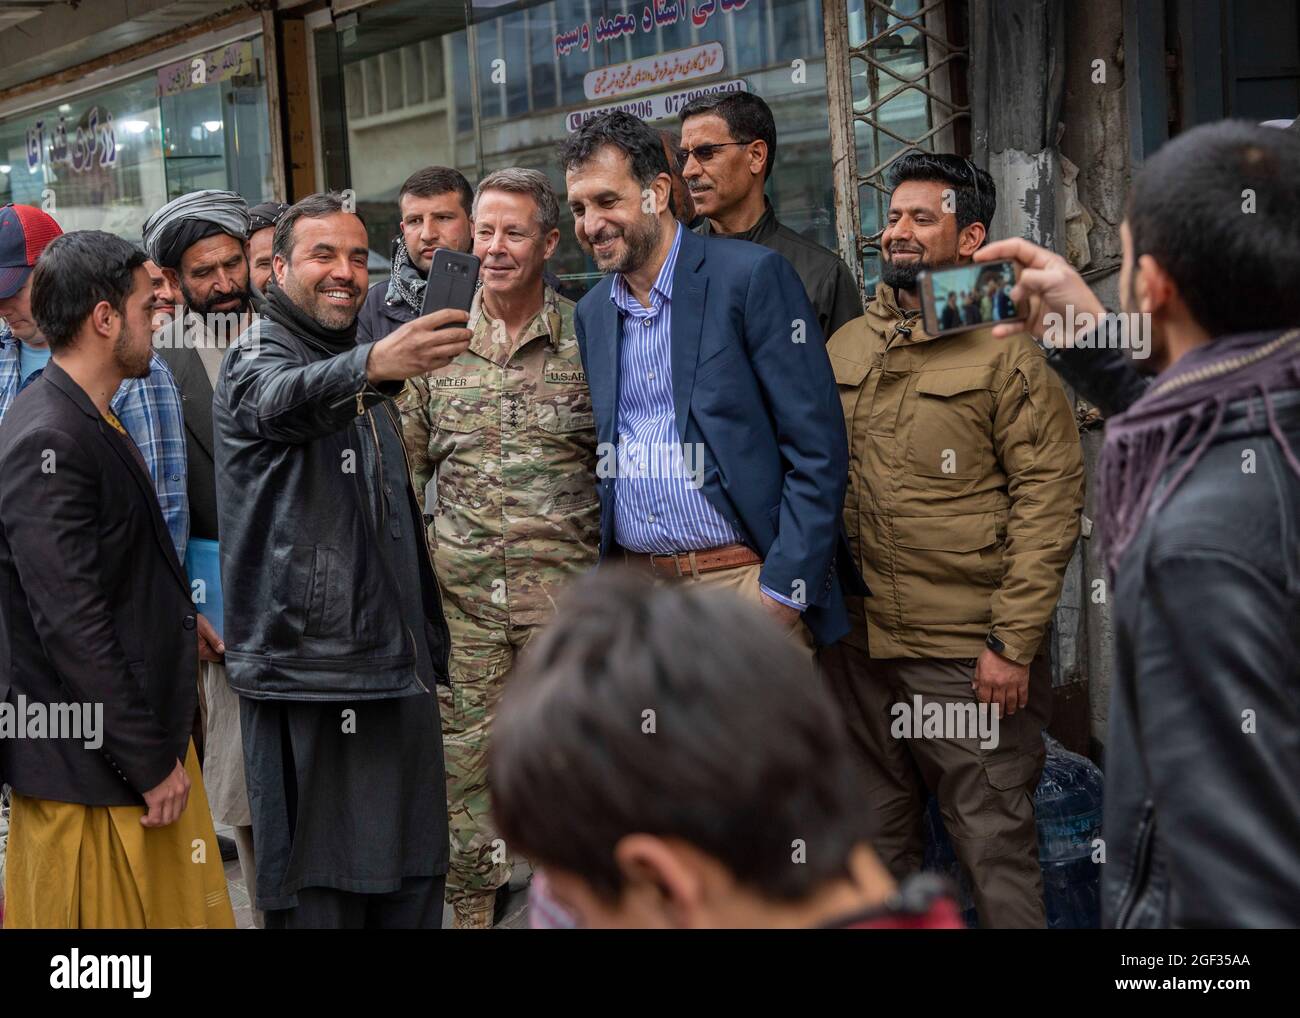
[610,223,801,611]
[111,354,189,563]
[0,323,30,423]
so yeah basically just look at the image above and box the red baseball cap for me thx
[0,203,62,300]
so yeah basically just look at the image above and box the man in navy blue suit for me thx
[560,112,862,648]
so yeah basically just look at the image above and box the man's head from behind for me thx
[490,571,880,928]
[31,231,153,379]
[271,192,369,331]
[1120,120,1300,368]
[0,203,63,343]
[678,90,776,222]
[560,111,673,275]
[398,166,474,273]
[472,168,561,299]
[881,152,995,293]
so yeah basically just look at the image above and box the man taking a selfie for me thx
[818,153,1083,928]
[213,193,472,928]
[978,121,1300,928]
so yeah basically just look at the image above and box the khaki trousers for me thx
[628,559,814,653]
[819,625,1049,928]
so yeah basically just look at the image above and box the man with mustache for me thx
[818,153,1083,928]
[213,192,471,928]
[358,165,474,348]
[397,168,599,928]
[562,111,860,651]
[246,200,290,297]
[679,91,862,340]
[142,189,260,924]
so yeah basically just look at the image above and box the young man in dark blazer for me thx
[0,230,232,928]
[561,112,862,648]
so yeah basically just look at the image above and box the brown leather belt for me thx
[623,543,761,580]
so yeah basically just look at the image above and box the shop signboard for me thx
[565,78,747,132]
[556,0,753,58]
[25,107,117,174]
[584,42,726,101]
[156,40,255,98]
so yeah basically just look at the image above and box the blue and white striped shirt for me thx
[611,223,744,555]
[609,224,802,611]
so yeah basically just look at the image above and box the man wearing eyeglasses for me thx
[679,91,863,340]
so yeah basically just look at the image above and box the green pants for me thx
[440,599,535,908]
[818,622,1050,928]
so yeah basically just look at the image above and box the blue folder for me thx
[184,537,224,641]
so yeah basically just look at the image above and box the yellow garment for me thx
[101,407,128,436]
[3,741,235,928]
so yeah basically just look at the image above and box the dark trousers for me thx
[263,874,447,929]
[819,629,1049,929]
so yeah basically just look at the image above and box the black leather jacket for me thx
[1054,341,1300,927]
[212,316,450,701]
[356,277,416,347]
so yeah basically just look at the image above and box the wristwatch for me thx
[985,632,1006,655]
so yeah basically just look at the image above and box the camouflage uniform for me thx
[397,283,599,924]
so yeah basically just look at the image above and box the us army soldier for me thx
[398,169,599,928]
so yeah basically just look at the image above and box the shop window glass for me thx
[313,0,851,295]
[316,0,477,277]
[528,4,559,111]
[158,37,274,203]
[424,39,446,101]
[0,36,273,238]
[404,43,424,107]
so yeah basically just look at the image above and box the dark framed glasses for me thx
[674,141,749,170]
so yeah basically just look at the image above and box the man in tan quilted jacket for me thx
[819,153,1083,929]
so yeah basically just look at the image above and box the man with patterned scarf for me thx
[978,120,1300,928]
[357,166,474,347]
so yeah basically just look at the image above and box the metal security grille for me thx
[824,0,969,290]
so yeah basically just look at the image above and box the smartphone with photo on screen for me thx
[918,259,1023,337]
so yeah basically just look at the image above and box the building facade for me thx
[0,6,278,237]
[0,0,1296,760]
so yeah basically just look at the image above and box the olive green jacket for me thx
[827,284,1084,664]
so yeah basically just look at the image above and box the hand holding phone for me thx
[367,307,473,382]
[974,238,1106,345]
[367,248,481,382]
[421,248,480,318]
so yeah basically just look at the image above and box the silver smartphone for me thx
[918,259,1023,336]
